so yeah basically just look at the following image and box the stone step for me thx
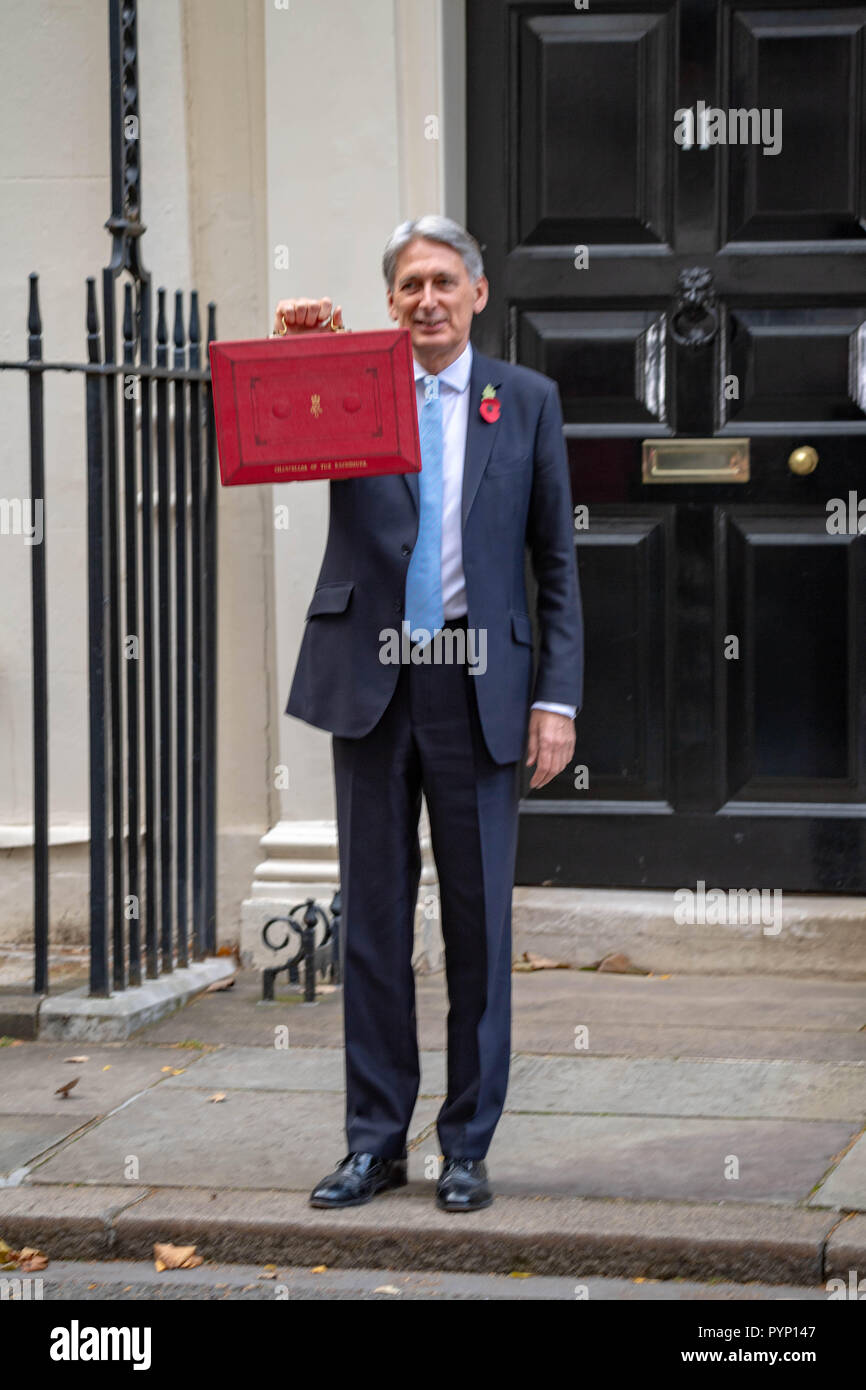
[0,1183,862,1286]
[513,887,866,978]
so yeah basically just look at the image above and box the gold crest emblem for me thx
[310,393,323,418]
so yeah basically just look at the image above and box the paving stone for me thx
[26,1088,441,1191]
[511,1025,866,1061]
[507,971,866,1033]
[807,1130,866,1212]
[159,1045,446,1096]
[484,1113,857,1203]
[0,1042,210,1113]
[506,1055,866,1121]
[0,1114,98,1180]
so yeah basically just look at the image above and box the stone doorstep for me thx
[513,888,866,976]
[0,1185,860,1285]
[34,959,238,1042]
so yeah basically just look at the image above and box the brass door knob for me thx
[788,445,818,475]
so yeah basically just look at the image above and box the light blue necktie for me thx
[404,373,444,645]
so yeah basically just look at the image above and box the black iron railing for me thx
[0,0,218,996]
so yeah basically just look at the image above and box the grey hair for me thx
[382,215,484,290]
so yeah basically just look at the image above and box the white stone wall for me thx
[0,0,272,943]
[0,0,465,957]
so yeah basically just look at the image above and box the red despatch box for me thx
[208,327,422,485]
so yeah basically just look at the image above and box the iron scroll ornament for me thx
[261,893,341,1001]
[670,267,719,350]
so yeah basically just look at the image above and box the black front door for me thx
[467,0,866,891]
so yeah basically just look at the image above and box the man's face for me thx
[387,237,488,371]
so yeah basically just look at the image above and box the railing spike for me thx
[207,302,216,345]
[122,281,134,347]
[156,287,167,346]
[27,273,42,344]
[189,290,201,347]
[173,289,185,350]
[86,278,102,363]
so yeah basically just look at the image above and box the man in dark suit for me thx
[274,215,583,1211]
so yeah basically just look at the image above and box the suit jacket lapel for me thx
[401,345,504,530]
[461,348,502,532]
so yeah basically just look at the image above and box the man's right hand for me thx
[273,297,345,335]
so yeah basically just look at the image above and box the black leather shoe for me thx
[309,1152,408,1208]
[436,1157,493,1212]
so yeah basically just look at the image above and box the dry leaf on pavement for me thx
[512,951,569,971]
[153,1242,204,1271]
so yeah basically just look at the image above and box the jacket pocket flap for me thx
[306,580,355,619]
[511,610,533,645]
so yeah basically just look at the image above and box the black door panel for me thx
[468,0,866,889]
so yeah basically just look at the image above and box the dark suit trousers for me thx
[331,616,521,1160]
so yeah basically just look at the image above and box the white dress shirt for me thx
[413,341,576,721]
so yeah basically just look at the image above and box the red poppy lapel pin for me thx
[479,383,501,423]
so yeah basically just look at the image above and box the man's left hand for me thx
[525,709,575,790]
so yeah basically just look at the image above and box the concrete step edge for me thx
[0,1185,860,1286]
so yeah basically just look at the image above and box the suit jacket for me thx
[285,346,584,765]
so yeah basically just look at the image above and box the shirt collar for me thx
[413,339,473,393]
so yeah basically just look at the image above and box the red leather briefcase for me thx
[208,327,422,486]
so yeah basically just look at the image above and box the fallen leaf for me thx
[374,1284,401,1294]
[311,1264,328,1273]
[54,1078,79,1097]
[160,1066,174,1073]
[64,1056,89,1063]
[102,1065,111,1071]
[258,1270,277,1280]
[205,976,236,993]
[153,1241,202,1270]
[170,1068,185,1076]
[17,1249,48,1272]
[583,952,650,976]
[208,1092,227,1103]
[508,1271,533,1278]
[512,951,569,972]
